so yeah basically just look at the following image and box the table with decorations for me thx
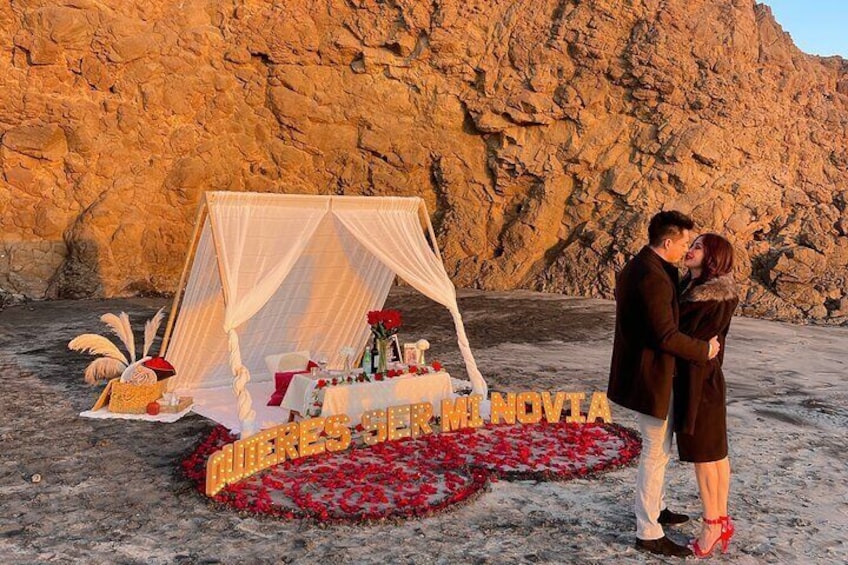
[281,362,452,423]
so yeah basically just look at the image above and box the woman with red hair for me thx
[675,233,739,557]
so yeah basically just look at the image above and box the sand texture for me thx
[1,288,846,564]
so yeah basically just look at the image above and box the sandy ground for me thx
[1,287,847,564]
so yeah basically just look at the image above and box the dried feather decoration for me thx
[143,307,165,358]
[99,313,136,363]
[69,308,169,385]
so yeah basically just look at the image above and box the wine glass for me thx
[316,355,328,375]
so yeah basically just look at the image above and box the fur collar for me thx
[681,274,737,303]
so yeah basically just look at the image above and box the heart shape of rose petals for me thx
[182,421,640,522]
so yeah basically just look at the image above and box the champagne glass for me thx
[317,354,328,375]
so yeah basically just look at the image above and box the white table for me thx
[281,369,454,423]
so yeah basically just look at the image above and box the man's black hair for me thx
[648,211,695,247]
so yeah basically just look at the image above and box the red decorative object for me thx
[267,361,319,406]
[182,420,640,523]
[146,402,161,415]
[441,422,641,480]
[366,309,402,339]
[142,356,176,381]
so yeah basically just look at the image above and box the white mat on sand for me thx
[185,380,291,435]
[80,405,193,423]
[80,378,474,433]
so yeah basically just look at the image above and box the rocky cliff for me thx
[1,0,847,322]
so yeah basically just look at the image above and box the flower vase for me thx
[377,338,389,374]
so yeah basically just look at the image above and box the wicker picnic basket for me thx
[109,379,165,413]
[92,378,166,414]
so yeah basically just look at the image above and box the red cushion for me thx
[267,360,318,406]
[142,356,177,380]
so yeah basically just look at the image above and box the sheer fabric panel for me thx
[206,192,330,332]
[166,220,231,390]
[333,197,488,397]
[237,213,395,376]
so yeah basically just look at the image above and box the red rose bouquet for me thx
[366,309,402,340]
[366,309,401,374]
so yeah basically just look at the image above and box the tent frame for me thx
[160,193,442,360]
[159,192,485,437]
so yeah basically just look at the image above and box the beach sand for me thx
[1,288,846,564]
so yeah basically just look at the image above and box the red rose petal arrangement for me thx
[182,420,640,523]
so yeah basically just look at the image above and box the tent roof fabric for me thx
[163,192,486,436]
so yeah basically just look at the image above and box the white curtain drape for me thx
[164,219,228,391]
[332,197,488,398]
[207,192,330,435]
[207,192,331,331]
[234,213,396,372]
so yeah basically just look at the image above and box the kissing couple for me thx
[608,211,739,558]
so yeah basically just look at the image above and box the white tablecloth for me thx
[282,370,454,423]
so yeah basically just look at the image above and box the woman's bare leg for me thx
[694,462,723,550]
[717,456,731,516]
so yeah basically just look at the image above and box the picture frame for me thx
[403,342,419,365]
[389,335,402,363]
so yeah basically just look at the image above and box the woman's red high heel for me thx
[690,517,724,558]
[720,515,735,552]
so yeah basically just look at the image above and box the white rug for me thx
[79,405,193,423]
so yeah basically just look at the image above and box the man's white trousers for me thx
[635,403,673,540]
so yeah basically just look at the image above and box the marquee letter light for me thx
[490,392,516,425]
[248,429,275,471]
[467,394,484,428]
[541,391,565,423]
[206,447,229,496]
[564,392,586,424]
[387,405,412,441]
[586,391,612,423]
[275,422,300,461]
[515,392,542,424]
[325,414,352,452]
[231,437,247,479]
[410,402,434,438]
[362,409,387,446]
[440,396,468,432]
[298,417,327,458]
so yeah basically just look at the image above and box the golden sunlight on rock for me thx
[0,1,846,323]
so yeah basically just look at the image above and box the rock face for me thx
[1,0,846,323]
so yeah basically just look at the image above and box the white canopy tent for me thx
[161,192,487,436]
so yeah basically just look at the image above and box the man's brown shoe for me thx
[635,536,693,557]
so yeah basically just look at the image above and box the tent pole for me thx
[159,195,208,357]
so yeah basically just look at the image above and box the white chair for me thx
[264,350,311,377]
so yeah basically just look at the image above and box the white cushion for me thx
[264,350,311,376]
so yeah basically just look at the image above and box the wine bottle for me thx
[370,337,380,374]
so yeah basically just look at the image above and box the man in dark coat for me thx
[607,211,720,557]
